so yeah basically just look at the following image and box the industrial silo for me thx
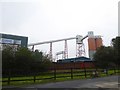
[88,31,103,59]
[88,37,96,59]
[95,36,103,49]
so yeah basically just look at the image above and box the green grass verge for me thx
[2,69,119,87]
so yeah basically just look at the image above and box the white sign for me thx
[1,38,21,45]
[14,40,21,44]
[2,38,14,44]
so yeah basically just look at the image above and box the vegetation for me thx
[112,37,120,66]
[2,36,120,86]
[2,69,119,86]
[93,46,115,69]
[2,45,52,77]
[93,36,120,69]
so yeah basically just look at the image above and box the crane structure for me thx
[28,31,94,61]
[55,51,65,60]
[28,37,76,60]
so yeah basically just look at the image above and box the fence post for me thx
[8,76,10,85]
[84,68,87,78]
[114,68,116,74]
[83,62,87,78]
[71,68,73,79]
[8,70,11,85]
[106,69,108,76]
[54,69,56,80]
[54,62,56,80]
[34,75,36,83]
[118,65,120,74]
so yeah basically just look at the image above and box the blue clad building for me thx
[57,56,92,63]
[0,33,28,47]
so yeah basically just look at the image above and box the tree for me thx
[15,47,33,75]
[111,37,120,67]
[93,36,120,69]
[93,46,115,69]
[2,45,16,77]
[31,50,52,73]
[2,45,52,76]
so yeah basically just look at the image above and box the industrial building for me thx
[88,34,103,59]
[52,56,94,70]
[57,56,91,63]
[53,31,102,69]
[28,31,103,60]
[49,57,94,70]
[0,33,28,49]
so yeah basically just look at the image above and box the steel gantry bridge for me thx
[28,31,94,61]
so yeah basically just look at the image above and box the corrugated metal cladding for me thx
[0,33,28,47]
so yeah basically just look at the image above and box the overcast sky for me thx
[0,0,119,59]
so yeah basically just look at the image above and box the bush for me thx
[2,46,52,77]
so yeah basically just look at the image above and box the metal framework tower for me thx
[56,51,65,60]
[28,31,100,60]
[49,42,53,60]
[76,35,86,57]
[76,43,85,57]
[32,45,34,51]
[64,40,68,59]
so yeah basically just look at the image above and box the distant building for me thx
[0,33,28,50]
[49,57,94,70]
[57,56,92,63]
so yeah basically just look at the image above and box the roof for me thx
[57,56,92,63]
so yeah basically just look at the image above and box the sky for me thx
[0,0,119,59]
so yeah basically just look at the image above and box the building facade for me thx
[0,33,28,50]
[88,36,103,59]
[88,31,103,59]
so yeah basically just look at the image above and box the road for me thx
[2,75,119,90]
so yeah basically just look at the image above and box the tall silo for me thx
[88,38,96,59]
[95,36,103,49]
[88,31,96,59]
[88,32,102,59]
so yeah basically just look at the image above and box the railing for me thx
[2,68,120,85]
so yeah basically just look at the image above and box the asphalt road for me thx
[2,75,119,90]
[24,75,119,88]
